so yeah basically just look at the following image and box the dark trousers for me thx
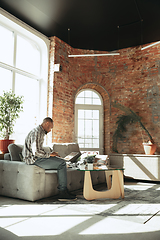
[34,156,67,191]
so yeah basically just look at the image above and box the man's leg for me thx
[34,156,77,201]
[34,156,67,191]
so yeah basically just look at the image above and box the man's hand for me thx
[50,152,60,157]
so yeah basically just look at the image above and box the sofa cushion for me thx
[8,144,23,161]
[52,143,80,158]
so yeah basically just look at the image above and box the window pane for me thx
[85,138,92,144]
[0,67,12,95]
[79,142,84,148]
[75,97,84,104]
[85,120,92,138]
[13,73,39,143]
[85,90,92,97]
[78,110,84,119]
[85,98,92,104]
[16,35,40,75]
[76,90,101,105]
[93,110,99,119]
[78,119,84,138]
[93,120,99,137]
[85,143,92,148]
[92,92,99,98]
[77,92,84,97]
[85,110,92,119]
[93,138,99,148]
[78,137,84,144]
[93,98,101,105]
[0,25,14,65]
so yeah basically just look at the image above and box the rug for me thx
[36,179,160,205]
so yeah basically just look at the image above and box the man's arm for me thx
[35,130,51,158]
[50,152,60,157]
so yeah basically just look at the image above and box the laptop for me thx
[64,152,81,163]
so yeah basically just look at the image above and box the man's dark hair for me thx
[43,117,53,124]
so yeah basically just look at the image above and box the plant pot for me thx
[87,163,93,170]
[0,139,15,154]
[142,143,157,155]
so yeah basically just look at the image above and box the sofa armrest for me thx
[0,161,46,201]
[4,153,11,161]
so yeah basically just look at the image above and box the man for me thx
[22,117,77,201]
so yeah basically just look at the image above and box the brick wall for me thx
[48,36,160,154]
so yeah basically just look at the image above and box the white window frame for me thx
[75,89,104,154]
[0,8,50,141]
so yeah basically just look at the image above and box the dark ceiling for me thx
[0,0,160,51]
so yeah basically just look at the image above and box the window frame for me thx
[0,25,42,87]
[75,89,104,154]
[0,9,50,142]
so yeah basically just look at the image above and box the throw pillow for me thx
[8,143,23,161]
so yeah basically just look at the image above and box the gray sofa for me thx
[0,143,106,201]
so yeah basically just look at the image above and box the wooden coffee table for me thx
[77,166,124,200]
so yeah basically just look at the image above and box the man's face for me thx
[44,122,54,134]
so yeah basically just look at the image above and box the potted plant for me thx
[0,90,24,153]
[112,101,156,155]
[84,155,96,170]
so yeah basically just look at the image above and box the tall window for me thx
[0,11,49,143]
[75,90,103,154]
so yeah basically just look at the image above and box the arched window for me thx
[75,89,103,154]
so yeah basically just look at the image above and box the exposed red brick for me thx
[48,36,160,154]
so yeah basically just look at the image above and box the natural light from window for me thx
[0,67,12,95]
[0,25,14,65]
[0,203,160,237]
[0,10,49,143]
[16,35,41,76]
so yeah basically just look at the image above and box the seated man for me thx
[22,117,77,201]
